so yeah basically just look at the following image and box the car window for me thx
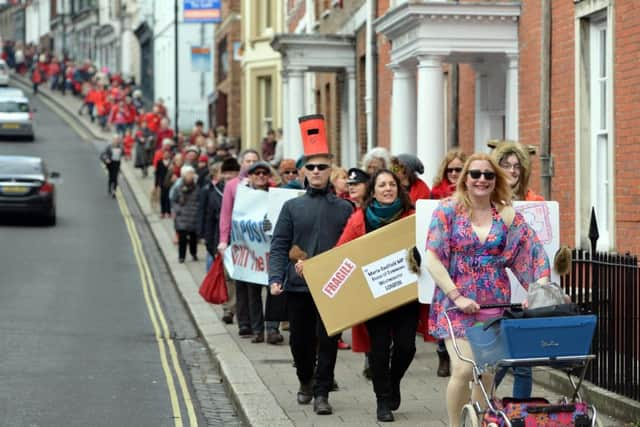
[0,159,42,175]
[0,64,7,72]
[0,101,29,113]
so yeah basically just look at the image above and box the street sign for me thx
[183,0,221,23]
[191,46,212,72]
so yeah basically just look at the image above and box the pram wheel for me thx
[460,404,479,427]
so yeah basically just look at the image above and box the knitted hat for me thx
[162,138,174,147]
[396,154,424,175]
[220,158,240,173]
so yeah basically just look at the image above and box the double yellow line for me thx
[40,85,198,426]
[116,190,198,427]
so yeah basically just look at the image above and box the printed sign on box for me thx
[223,185,270,285]
[362,249,417,299]
[416,200,560,304]
[322,258,357,298]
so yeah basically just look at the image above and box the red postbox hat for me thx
[299,114,332,160]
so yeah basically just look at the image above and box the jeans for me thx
[235,281,278,334]
[365,301,420,399]
[287,291,338,397]
[494,366,533,399]
[115,123,127,136]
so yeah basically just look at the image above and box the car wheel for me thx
[27,134,35,142]
[44,209,56,226]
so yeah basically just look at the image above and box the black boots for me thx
[437,350,451,377]
[297,382,313,405]
[313,396,333,415]
[376,397,394,422]
[389,380,401,411]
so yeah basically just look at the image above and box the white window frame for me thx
[574,2,615,251]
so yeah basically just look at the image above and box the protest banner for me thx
[303,215,418,336]
[266,187,305,235]
[223,185,270,285]
[416,200,560,304]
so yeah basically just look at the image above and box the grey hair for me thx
[239,148,260,162]
[361,147,392,170]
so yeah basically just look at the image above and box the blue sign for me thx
[183,0,221,23]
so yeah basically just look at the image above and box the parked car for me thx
[0,155,58,225]
[0,60,9,86]
[0,93,35,141]
[0,87,25,98]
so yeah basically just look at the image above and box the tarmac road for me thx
[0,89,243,427]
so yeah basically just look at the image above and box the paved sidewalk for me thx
[20,77,626,426]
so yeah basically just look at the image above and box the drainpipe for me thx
[540,0,552,199]
[365,0,377,151]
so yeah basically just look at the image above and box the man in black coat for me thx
[269,154,353,415]
[198,158,240,323]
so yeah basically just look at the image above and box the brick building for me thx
[214,0,242,143]
[277,0,639,254]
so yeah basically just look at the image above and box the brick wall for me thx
[376,0,392,150]
[548,0,576,247]
[614,1,640,253]
[287,0,305,33]
[457,64,475,155]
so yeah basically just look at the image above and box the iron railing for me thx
[560,208,640,401]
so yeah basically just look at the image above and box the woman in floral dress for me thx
[425,152,550,426]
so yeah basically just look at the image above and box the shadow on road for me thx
[0,214,52,227]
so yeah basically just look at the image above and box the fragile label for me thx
[322,258,357,298]
[361,249,417,299]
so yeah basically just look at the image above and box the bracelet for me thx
[449,291,461,302]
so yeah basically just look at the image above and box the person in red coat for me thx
[336,169,418,423]
[144,105,162,133]
[391,154,431,203]
[31,65,43,95]
[155,117,174,149]
[430,149,467,200]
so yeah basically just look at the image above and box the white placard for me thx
[416,200,560,304]
[266,187,306,235]
[361,249,418,299]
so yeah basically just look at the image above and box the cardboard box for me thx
[303,215,418,336]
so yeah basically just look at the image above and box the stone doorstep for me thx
[17,73,634,425]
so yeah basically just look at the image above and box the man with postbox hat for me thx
[269,114,353,415]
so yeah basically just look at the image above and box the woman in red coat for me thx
[391,154,430,202]
[336,169,419,423]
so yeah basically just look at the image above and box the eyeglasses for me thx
[468,170,496,180]
[304,163,331,172]
[499,162,521,171]
[253,170,270,177]
[446,167,463,174]
[282,170,298,175]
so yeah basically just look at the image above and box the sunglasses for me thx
[468,170,496,180]
[304,163,331,172]
[282,170,298,175]
[252,170,270,177]
[446,167,463,174]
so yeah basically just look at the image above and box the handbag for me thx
[199,256,228,304]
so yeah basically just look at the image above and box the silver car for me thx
[0,94,35,141]
[0,60,9,86]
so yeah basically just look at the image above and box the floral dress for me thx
[427,199,550,338]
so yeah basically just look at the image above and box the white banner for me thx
[223,185,271,285]
[266,187,305,236]
[416,200,560,304]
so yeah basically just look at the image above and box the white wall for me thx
[25,0,50,44]
[153,0,214,131]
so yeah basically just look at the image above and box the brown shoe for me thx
[267,331,284,345]
[251,333,264,343]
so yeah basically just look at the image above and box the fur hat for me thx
[220,158,240,173]
[488,140,537,200]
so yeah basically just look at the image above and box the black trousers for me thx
[365,301,420,399]
[160,188,171,214]
[287,292,339,397]
[177,230,197,260]
[107,161,121,193]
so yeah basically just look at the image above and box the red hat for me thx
[198,154,208,162]
[299,114,332,160]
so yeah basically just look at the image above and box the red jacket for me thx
[156,128,175,148]
[145,112,161,133]
[430,180,455,200]
[336,207,415,353]
[408,179,431,203]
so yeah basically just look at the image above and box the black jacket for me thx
[198,180,224,256]
[269,186,353,293]
[171,182,200,232]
